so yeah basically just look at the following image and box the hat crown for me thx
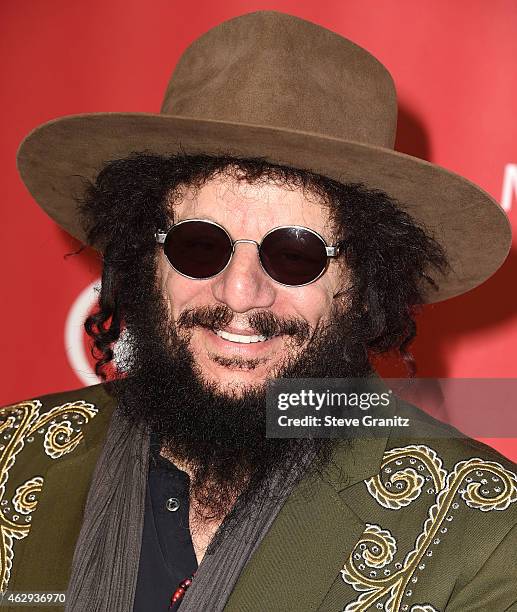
[161,11,398,149]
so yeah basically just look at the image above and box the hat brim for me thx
[16,112,512,303]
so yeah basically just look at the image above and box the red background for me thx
[2,1,517,460]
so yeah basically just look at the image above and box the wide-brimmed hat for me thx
[16,10,511,303]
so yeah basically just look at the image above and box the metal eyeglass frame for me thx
[155,218,343,287]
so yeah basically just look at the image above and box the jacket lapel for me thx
[224,434,390,611]
[11,396,114,594]
[225,374,396,611]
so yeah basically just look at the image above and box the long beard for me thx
[110,288,373,528]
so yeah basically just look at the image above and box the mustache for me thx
[175,304,312,345]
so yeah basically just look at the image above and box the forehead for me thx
[168,174,335,239]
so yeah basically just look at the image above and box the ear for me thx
[113,327,134,372]
[332,288,348,300]
[332,270,352,302]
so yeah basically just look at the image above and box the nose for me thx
[210,242,276,312]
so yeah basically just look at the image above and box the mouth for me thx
[197,327,284,364]
[196,327,291,374]
[215,329,273,344]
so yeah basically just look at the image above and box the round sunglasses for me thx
[155,219,343,287]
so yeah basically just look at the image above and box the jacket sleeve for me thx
[445,522,517,611]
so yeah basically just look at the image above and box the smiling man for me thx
[4,10,517,612]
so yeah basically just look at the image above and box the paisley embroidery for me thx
[350,524,397,575]
[0,399,98,592]
[12,477,43,515]
[341,444,517,611]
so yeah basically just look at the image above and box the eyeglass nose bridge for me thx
[228,239,263,273]
[232,238,260,248]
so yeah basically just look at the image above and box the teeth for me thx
[215,330,269,344]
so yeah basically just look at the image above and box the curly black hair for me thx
[79,152,449,378]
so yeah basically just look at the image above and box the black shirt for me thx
[133,433,198,611]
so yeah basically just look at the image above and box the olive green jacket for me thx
[0,383,516,611]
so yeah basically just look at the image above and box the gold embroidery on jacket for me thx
[0,399,98,592]
[341,444,517,611]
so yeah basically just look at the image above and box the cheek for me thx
[285,283,335,325]
[288,262,348,324]
[157,257,209,319]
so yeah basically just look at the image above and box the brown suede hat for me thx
[16,10,511,303]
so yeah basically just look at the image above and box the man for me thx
[3,10,516,612]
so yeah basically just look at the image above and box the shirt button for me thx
[166,497,180,512]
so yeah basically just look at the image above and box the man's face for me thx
[156,175,348,394]
[116,171,370,523]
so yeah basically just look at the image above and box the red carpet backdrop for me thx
[2,1,517,459]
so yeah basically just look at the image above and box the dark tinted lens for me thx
[163,221,232,278]
[260,227,327,286]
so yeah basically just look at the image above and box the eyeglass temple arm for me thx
[155,232,167,244]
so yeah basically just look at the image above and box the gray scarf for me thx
[65,405,308,611]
